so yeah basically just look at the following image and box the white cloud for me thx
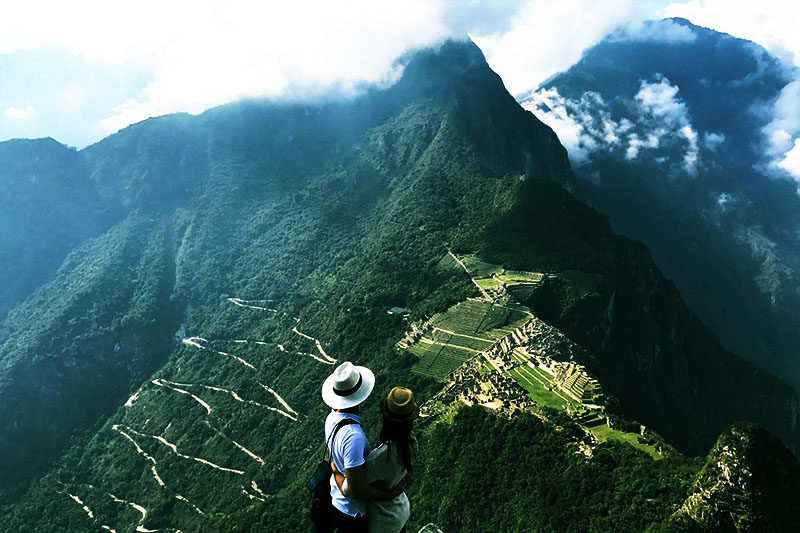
[761,79,800,180]
[717,192,734,207]
[521,73,703,174]
[663,0,800,181]
[777,139,800,178]
[610,17,697,43]
[678,125,696,142]
[635,77,684,123]
[625,134,642,160]
[626,132,660,160]
[663,0,800,68]
[704,132,725,151]
[634,76,699,172]
[679,124,699,174]
[0,1,465,137]
[4,106,36,119]
[602,119,621,145]
[520,88,599,164]
[473,0,654,96]
[2,0,798,149]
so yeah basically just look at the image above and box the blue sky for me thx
[1,0,798,152]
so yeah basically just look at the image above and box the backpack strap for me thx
[323,418,360,461]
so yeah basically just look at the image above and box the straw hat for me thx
[380,387,419,422]
[322,362,375,410]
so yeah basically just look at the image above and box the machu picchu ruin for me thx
[405,252,659,458]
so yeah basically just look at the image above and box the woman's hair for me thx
[378,416,416,471]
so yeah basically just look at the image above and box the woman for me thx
[334,387,419,533]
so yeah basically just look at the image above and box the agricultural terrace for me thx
[496,270,544,284]
[459,254,503,278]
[459,254,544,293]
[590,424,662,459]
[505,362,580,412]
[505,358,661,459]
[408,299,529,379]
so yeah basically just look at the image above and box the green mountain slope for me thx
[0,138,118,319]
[1,39,798,531]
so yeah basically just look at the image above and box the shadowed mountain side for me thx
[0,214,179,487]
[0,138,119,320]
[659,422,800,532]
[523,18,800,393]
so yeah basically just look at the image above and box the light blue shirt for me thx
[325,411,370,517]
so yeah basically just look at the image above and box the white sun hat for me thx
[322,361,375,410]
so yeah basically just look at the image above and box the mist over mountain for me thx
[520,17,800,393]
[1,37,798,531]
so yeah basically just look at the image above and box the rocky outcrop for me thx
[667,422,800,532]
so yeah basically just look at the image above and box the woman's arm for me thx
[331,464,350,497]
[331,462,404,501]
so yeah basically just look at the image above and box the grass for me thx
[476,359,493,374]
[412,295,537,378]
[434,332,494,351]
[510,362,662,460]
[475,277,503,290]
[589,424,662,460]
[497,270,544,284]
[460,254,503,278]
[507,365,578,411]
[414,255,654,458]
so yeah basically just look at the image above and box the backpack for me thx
[307,418,360,533]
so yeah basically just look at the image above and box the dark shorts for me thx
[330,505,368,533]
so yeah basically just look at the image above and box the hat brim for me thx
[380,397,420,422]
[322,365,375,409]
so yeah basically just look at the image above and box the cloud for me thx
[473,0,653,96]
[4,106,36,119]
[521,74,702,175]
[761,79,800,180]
[663,0,800,68]
[0,0,659,143]
[663,0,800,181]
[704,132,725,151]
[635,77,685,124]
[634,76,699,173]
[777,139,800,177]
[520,88,599,164]
[610,17,697,43]
[717,192,735,208]
[625,132,660,160]
[0,1,473,140]
[3,0,797,150]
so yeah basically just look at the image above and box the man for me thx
[322,362,404,532]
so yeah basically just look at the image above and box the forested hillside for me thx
[1,39,798,531]
[0,138,118,319]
